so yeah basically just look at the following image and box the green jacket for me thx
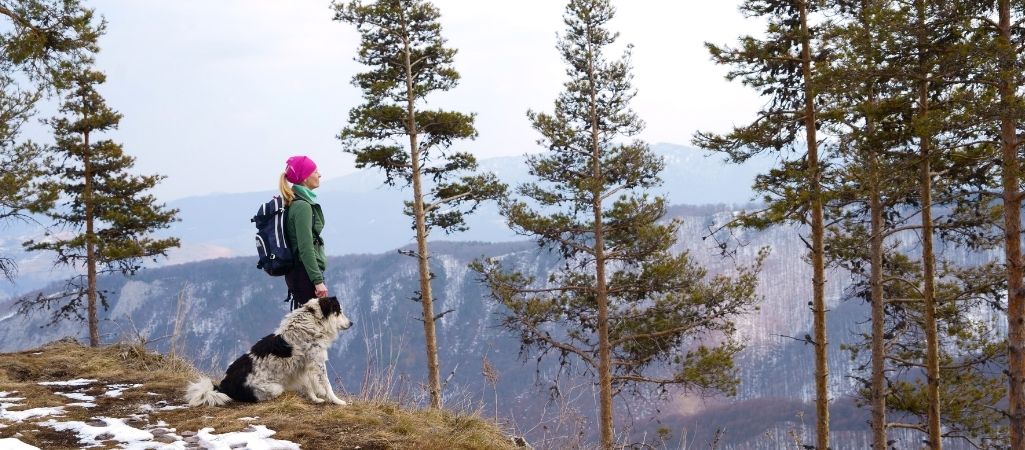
[285,187,326,284]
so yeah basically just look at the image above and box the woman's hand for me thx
[315,283,328,298]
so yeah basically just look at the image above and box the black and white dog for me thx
[185,297,352,406]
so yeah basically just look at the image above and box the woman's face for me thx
[303,169,322,190]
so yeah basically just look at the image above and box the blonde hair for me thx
[279,173,295,205]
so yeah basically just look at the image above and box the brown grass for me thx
[0,339,520,450]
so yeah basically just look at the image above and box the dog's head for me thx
[302,296,352,332]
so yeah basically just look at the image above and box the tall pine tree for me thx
[1,0,98,281]
[472,1,763,448]
[693,0,832,447]
[334,0,504,409]
[958,1,1025,444]
[20,61,179,347]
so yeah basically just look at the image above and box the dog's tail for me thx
[185,377,231,406]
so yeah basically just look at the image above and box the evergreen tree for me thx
[1,0,98,281]
[693,0,832,447]
[472,1,763,448]
[823,1,1008,445]
[990,1,1025,444]
[957,1,1025,444]
[20,62,179,347]
[334,0,504,409]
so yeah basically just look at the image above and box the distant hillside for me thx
[2,202,1003,449]
[0,142,769,299]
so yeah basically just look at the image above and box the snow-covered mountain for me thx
[0,143,767,300]
[0,203,993,449]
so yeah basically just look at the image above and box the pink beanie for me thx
[284,156,317,184]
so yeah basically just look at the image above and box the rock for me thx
[95,432,114,441]
[85,419,106,427]
[179,431,196,437]
[155,434,179,444]
[150,428,170,436]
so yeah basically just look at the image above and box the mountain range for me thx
[0,207,1001,448]
[0,142,1001,448]
[0,143,767,300]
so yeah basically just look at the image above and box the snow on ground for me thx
[1,378,303,450]
[55,391,95,402]
[0,406,65,422]
[37,378,97,387]
[104,383,144,398]
[0,437,41,449]
[0,390,65,422]
[42,417,154,445]
[196,425,300,450]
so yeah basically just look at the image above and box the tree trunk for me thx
[915,5,942,442]
[799,2,829,448]
[585,25,615,450]
[998,1,1025,447]
[83,125,98,348]
[865,68,886,450]
[401,18,442,409]
[870,181,887,450]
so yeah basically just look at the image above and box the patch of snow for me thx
[0,391,19,397]
[56,392,95,402]
[38,378,97,387]
[0,311,16,322]
[0,438,40,450]
[123,443,186,450]
[0,406,65,421]
[104,383,143,398]
[122,442,187,450]
[66,402,97,408]
[238,416,260,421]
[41,417,153,445]
[197,425,300,450]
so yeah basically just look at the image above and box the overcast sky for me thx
[29,1,765,201]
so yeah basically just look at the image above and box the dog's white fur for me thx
[185,297,352,406]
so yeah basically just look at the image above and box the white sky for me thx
[43,1,765,201]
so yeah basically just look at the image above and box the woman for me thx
[280,155,327,310]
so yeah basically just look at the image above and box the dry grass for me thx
[0,339,520,450]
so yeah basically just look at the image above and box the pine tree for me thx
[823,1,1008,446]
[957,1,1025,445]
[693,1,831,447]
[992,1,1025,444]
[334,0,505,409]
[0,0,99,78]
[20,61,179,347]
[472,1,764,448]
[1,0,98,281]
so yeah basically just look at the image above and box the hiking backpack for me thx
[252,196,293,276]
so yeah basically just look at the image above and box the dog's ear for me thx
[318,296,341,317]
[304,298,322,317]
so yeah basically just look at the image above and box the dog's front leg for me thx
[317,361,346,405]
[301,373,325,404]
